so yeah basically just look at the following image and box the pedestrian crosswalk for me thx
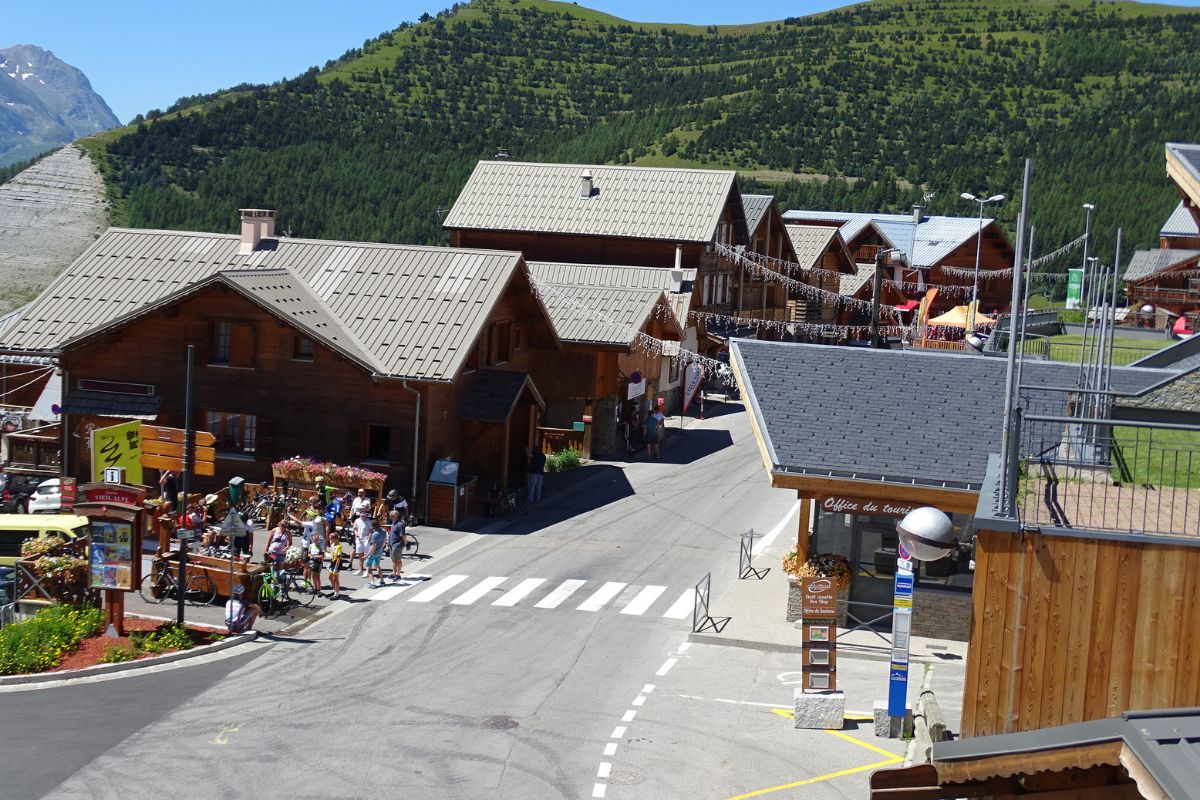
[390,574,696,620]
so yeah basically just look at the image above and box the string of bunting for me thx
[687,309,912,339]
[940,233,1088,282]
[714,243,903,314]
[527,277,737,385]
[0,366,54,401]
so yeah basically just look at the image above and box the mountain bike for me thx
[140,564,217,606]
[258,562,318,616]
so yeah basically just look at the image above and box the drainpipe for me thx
[401,380,421,502]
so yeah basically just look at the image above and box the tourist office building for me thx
[730,339,1174,641]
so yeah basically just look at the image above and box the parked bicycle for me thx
[258,562,318,616]
[500,486,528,518]
[139,565,217,606]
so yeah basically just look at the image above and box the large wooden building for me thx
[0,211,562,502]
[443,160,794,357]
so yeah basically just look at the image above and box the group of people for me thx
[625,396,669,460]
[224,484,412,633]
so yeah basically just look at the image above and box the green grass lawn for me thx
[1112,427,1200,489]
[1041,334,1172,366]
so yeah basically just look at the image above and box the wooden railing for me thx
[1129,287,1200,304]
[538,427,584,455]
[5,432,60,472]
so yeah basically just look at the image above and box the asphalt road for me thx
[4,405,839,800]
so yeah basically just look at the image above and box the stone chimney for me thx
[238,209,276,255]
[912,205,925,224]
[580,170,593,199]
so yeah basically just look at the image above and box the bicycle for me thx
[499,487,528,518]
[258,562,318,616]
[139,565,217,606]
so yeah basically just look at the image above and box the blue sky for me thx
[6,0,1200,123]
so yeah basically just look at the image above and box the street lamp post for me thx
[959,192,1006,331]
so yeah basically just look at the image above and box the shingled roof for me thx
[785,224,855,273]
[443,160,746,244]
[731,340,1168,491]
[1123,248,1200,283]
[527,261,684,346]
[0,228,548,383]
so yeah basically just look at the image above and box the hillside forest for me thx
[78,0,1200,282]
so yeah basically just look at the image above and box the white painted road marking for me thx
[592,783,606,798]
[619,584,667,616]
[597,762,612,778]
[577,581,628,612]
[407,574,470,603]
[492,577,546,607]
[656,657,678,676]
[662,589,694,619]
[603,742,617,756]
[610,726,626,738]
[534,579,587,609]
[450,576,508,605]
[752,499,802,556]
[621,709,637,722]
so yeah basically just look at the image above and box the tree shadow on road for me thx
[481,465,634,536]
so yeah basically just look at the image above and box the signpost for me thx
[90,420,144,484]
[800,576,838,691]
[888,543,915,721]
[139,424,216,477]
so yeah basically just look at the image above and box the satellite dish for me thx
[896,507,955,562]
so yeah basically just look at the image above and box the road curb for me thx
[0,631,259,687]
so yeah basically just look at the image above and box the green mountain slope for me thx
[82,0,1200,274]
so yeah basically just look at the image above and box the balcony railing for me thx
[1016,415,1200,537]
[1128,287,1200,304]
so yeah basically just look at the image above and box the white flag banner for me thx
[683,363,704,412]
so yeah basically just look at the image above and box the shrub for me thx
[0,604,103,675]
[130,624,194,654]
[546,448,581,473]
[99,643,139,664]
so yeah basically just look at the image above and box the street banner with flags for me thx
[683,363,704,413]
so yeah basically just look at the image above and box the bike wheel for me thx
[185,573,217,606]
[290,575,319,608]
[405,534,419,557]
[139,572,169,605]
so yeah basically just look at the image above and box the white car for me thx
[27,479,61,514]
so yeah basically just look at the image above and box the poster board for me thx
[90,420,143,484]
[89,519,135,590]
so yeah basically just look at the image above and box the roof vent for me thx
[238,208,276,255]
[912,205,925,224]
[580,170,594,199]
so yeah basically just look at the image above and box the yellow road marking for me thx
[770,709,873,723]
[725,728,904,799]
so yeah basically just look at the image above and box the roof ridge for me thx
[475,159,737,177]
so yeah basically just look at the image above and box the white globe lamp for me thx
[896,506,955,562]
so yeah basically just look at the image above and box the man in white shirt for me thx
[351,488,371,518]
[353,510,372,577]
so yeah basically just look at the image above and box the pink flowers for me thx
[272,457,387,487]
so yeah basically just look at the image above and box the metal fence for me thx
[1017,415,1200,537]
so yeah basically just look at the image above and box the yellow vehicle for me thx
[0,514,89,567]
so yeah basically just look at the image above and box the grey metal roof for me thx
[443,160,740,244]
[782,209,999,268]
[839,265,873,297]
[784,224,853,273]
[741,194,776,238]
[62,389,162,420]
[932,707,1200,800]
[0,227,534,382]
[527,261,682,292]
[0,305,54,366]
[1123,248,1200,283]
[528,260,692,340]
[535,284,677,346]
[730,339,1167,491]
[460,370,543,423]
[1131,334,1200,372]
[1161,201,1200,238]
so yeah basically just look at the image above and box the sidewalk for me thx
[688,540,969,665]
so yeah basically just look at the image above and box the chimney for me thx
[238,208,276,255]
[912,205,925,224]
[580,170,593,199]
[494,147,511,160]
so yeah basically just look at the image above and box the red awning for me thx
[895,300,920,311]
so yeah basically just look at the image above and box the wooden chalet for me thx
[737,194,800,326]
[1126,144,1200,324]
[783,223,859,335]
[0,211,563,508]
[442,160,792,355]
[783,206,1015,314]
[526,261,685,457]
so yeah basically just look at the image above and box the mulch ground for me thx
[50,616,225,673]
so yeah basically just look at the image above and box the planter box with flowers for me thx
[271,457,386,492]
[17,535,95,607]
[783,551,851,627]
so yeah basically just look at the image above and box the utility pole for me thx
[177,345,195,626]
[870,247,885,349]
[999,159,1031,516]
[1075,204,1096,389]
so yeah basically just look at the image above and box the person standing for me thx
[326,535,343,600]
[526,445,547,504]
[353,510,372,576]
[387,510,407,581]
[158,469,178,503]
[351,488,371,519]
[386,489,411,524]
[646,404,666,460]
[365,517,387,589]
[265,522,291,566]
[308,528,325,595]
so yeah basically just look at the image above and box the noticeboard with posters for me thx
[89,519,135,590]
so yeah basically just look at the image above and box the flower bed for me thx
[0,604,103,675]
[272,456,386,490]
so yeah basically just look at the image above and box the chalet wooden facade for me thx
[0,213,562,512]
[443,161,793,357]
[783,223,859,334]
[1126,144,1200,326]
[783,206,1015,315]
